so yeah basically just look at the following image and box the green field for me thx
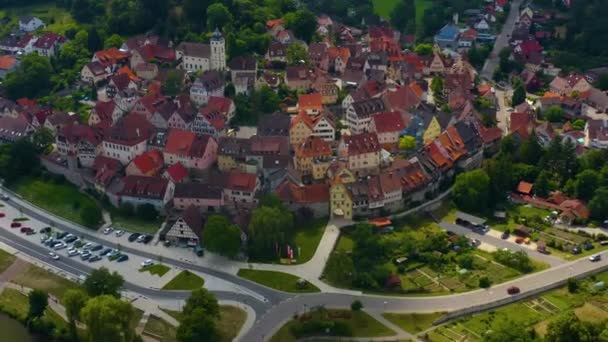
[238,269,320,293]
[11,263,82,301]
[158,305,247,342]
[383,312,445,334]
[162,270,204,290]
[10,176,102,228]
[271,309,395,342]
[0,3,78,37]
[0,249,16,274]
[292,218,327,264]
[372,0,432,26]
[139,263,171,277]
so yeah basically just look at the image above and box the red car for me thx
[19,227,32,234]
[507,286,520,295]
[0,213,5,218]
[10,222,21,228]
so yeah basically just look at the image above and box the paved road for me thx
[481,0,524,80]
[439,222,565,267]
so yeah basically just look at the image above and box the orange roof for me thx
[327,47,350,60]
[408,82,424,99]
[165,162,189,182]
[276,179,329,204]
[266,18,284,29]
[118,65,140,82]
[542,91,561,98]
[225,171,258,192]
[295,136,332,158]
[290,110,314,130]
[132,150,164,174]
[0,55,17,70]
[517,181,533,195]
[368,217,392,227]
[298,93,323,111]
[164,129,213,158]
[426,141,452,171]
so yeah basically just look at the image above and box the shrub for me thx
[479,276,491,288]
[350,300,363,311]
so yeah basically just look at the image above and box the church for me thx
[175,28,226,73]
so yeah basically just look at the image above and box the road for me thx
[439,222,565,267]
[481,0,524,80]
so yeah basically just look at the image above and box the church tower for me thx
[210,28,226,71]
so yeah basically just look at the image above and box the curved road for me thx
[5,194,608,341]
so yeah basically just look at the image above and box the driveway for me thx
[439,222,565,267]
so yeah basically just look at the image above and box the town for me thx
[0,0,607,341]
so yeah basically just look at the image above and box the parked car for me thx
[589,254,601,262]
[515,237,524,244]
[100,248,112,256]
[20,227,32,234]
[53,242,67,251]
[470,239,481,247]
[584,242,594,251]
[194,246,204,257]
[40,227,52,234]
[128,233,141,242]
[80,252,91,261]
[56,232,69,240]
[1,194,9,200]
[572,246,582,255]
[141,259,154,267]
[10,222,21,228]
[115,230,125,237]
[501,231,510,239]
[88,255,102,263]
[142,235,153,244]
[0,213,5,218]
[48,252,60,260]
[82,242,94,250]
[117,254,129,262]
[136,235,146,243]
[507,286,520,295]
[67,249,79,257]
[25,229,36,236]
[64,236,78,244]
[103,227,114,235]
[107,249,120,258]
[91,244,103,252]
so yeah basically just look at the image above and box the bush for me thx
[350,300,363,311]
[567,278,579,293]
[479,276,491,288]
[136,203,158,221]
[80,203,102,228]
[493,250,533,273]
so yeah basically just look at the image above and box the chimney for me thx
[136,128,140,137]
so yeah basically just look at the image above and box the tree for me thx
[484,319,534,342]
[162,70,183,97]
[4,54,54,99]
[545,312,600,342]
[589,187,608,221]
[414,43,433,56]
[430,76,444,98]
[0,139,39,183]
[596,73,608,91]
[31,127,54,153]
[64,289,88,337]
[183,288,219,317]
[544,105,565,122]
[567,278,579,293]
[479,276,491,288]
[27,289,48,320]
[534,170,552,198]
[84,267,124,297]
[284,9,317,43]
[516,133,543,165]
[207,3,233,31]
[398,135,416,151]
[350,300,363,311]
[391,0,416,33]
[87,27,103,52]
[512,84,526,106]
[104,34,124,49]
[248,205,294,260]
[324,253,355,287]
[286,42,309,65]
[176,308,219,342]
[81,295,135,342]
[575,169,600,201]
[452,169,491,213]
[202,215,242,258]
[81,203,102,228]
[137,203,158,221]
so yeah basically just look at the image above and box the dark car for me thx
[194,246,204,257]
[56,232,69,240]
[100,248,112,256]
[0,213,5,218]
[507,286,520,295]
[142,235,153,244]
[584,242,594,251]
[64,236,78,243]
[20,227,32,234]
[117,254,129,262]
[40,227,52,234]
[10,222,21,228]
[88,255,102,263]
[25,229,36,236]
[128,233,141,242]
[91,244,103,252]
[501,231,510,239]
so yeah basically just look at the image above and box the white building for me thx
[19,16,44,32]
[175,28,225,73]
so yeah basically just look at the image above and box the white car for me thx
[589,254,601,262]
[115,230,125,237]
[67,249,79,257]
[141,259,154,267]
[82,242,94,250]
[48,252,60,260]
[103,227,114,235]
[53,242,67,250]
[136,235,146,243]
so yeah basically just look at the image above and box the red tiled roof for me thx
[372,111,405,133]
[95,47,131,64]
[132,150,164,174]
[290,110,314,130]
[207,96,233,115]
[0,55,17,70]
[165,162,189,183]
[479,126,502,143]
[341,132,380,155]
[118,65,140,82]
[225,171,257,192]
[382,86,420,112]
[295,136,332,158]
[33,32,65,49]
[276,178,329,204]
[120,175,168,200]
[164,129,213,158]
[517,181,533,195]
[425,141,452,170]
[298,93,323,111]
[105,114,154,146]
[509,112,533,133]
[199,108,226,131]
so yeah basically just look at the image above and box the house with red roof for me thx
[327,47,351,74]
[118,175,175,213]
[81,61,110,84]
[32,32,65,57]
[163,129,218,172]
[44,111,79,135]
[102,114,155,165]
[131,92,166,120]
[338,132,381,176]
[222,170,260,204]
[513,39,544,66]
[368,111,409,148]
[297,93,323,115]
[509,111,534,140]
[93,47,131,67]
[192,107,226,137]
[276,178,330,217]
[56,123,102,168]
[173,182,223,212]
[163,205,203,246]
[206,96,235,121]
[294,136,332,179]
[126,150,164,177]
[89,100,124,127]
[163,162,189,183]
[0,56,18,79]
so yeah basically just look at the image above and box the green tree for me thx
[104,34,124,49]
[512,84,526,106]
[0,139,39,183]
[575,169,600,201]
[350,300,363,311]
[596,73,608,91]
[137,203,158,221]
[589,187,608,221]
[544,105,565,122]
[202,215,242,258]
[452,169,491,213]
[324,253,355,287]
[430,76,444,98]
[534,170,552,197]
[414,43,433,56]
[81,203,102,228]
[484,319,534,342]
[27,289,48,320]
[286,42,309,65]
[81,295,135,342]
[162,70,183,97]
[4,54,54,99]
[398,135,416,151]
[183,288,219,317]
[516,133,544,164]
[391,0,416,33]
[64,289,89,337]
[31,127,54,153]
[248,206,294,260]
[207,3,233,31]
[84,267,124,297]
[284,9,317,43]
[545,312,599,342]
[176,308,219,342]
[87,27,103,52]
[567,278,579,293]
[479,276,491,288]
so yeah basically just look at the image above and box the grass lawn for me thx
[139,264,171,277]
[10,176,102,228]
[11,263,81,301]
[0,249,16,274]
[0,3,78,37]
[109,207,162,234]
[271,309,395,341]
[335,234,354,252]
[372,0,432,27]
[158,306,246,342]
[292,218,327,264]
[0,288,28,320]
[162,270,204,290]
[144,315,177,342]
[382,312,445,334]
[237,269,320,293]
